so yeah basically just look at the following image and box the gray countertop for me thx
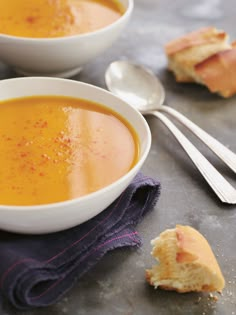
[0,0,236,314]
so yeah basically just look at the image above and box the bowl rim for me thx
[0,0,133,42]
[0,76,151,212]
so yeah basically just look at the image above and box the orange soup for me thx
[0,96,139,206]
[0,0,124,38]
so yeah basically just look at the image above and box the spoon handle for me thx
[150,111,236,204]
[160,105,236,174]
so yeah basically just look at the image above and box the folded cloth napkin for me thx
[0,173,160,310]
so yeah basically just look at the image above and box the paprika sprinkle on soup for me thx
[0,95,139,206]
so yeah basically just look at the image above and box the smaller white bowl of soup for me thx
[0,0,133,77]
[0,77,151,234]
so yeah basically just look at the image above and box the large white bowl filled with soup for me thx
[0,77,151,234]
[0,0,133,77]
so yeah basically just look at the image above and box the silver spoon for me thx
[105,60,236,204]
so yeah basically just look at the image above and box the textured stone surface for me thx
[0,0,236,314]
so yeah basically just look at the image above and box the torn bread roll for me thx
[165,27,236,97]
[146,225,225,293]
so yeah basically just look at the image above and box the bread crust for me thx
[195,48,236,97]
[165,27,228,56]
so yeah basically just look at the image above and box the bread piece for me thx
[165,27,231,83]
[146,225,225,293]
[165,27,236,97]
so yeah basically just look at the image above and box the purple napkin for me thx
[0,173,160,310]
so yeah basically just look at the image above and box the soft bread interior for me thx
[146,225,225,293]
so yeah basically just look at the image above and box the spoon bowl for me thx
[105,61,165,113]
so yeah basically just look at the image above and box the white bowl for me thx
[0,0,133,78]
[0,77,151,234]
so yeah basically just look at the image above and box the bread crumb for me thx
[208,293,219,301]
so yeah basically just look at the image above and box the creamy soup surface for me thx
[0,96,139,206]
[0,0,124,38]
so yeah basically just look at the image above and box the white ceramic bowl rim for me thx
[0,76,151,212]
[0,0,133,42]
